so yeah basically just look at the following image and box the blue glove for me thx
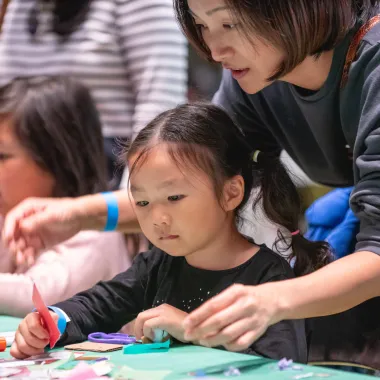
[305,187,359,259]
[325,208,359,259]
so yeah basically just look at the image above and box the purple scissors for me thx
[88,332,137,345]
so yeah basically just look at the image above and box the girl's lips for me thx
[159,235,179,240]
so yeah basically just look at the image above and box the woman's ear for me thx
[221,175,245,212]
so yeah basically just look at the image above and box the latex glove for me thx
[305,187,359,259]
[325,208,359,259]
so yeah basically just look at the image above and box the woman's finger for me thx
[198,317,254,348]
[224,329,265,352]
[3,198,42,242]
[26,249,36,267]
[185,295,256,341]
[184,284,247,339]
[16,250,25,266]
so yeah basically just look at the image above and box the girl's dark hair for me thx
[127,102,331,276]
[0,76,107,197]
[174,0,380,80]
[28,0,93,37]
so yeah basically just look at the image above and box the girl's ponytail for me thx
[251,151,332,276]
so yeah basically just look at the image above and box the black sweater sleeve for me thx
[248,317,307,363]
[53,251,153,345]
[344,41,380,255]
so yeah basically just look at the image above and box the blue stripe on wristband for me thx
[47,307,67,335]
[101,192,119,232]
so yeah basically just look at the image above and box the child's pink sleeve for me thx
[0,231,132,317]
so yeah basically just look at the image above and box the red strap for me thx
[341,15,380,89]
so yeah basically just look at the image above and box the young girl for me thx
[0,76,132,316]
[11,103,331,362]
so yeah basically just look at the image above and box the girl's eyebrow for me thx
[130,179,183,193]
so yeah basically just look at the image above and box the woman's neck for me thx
[281,50,334,91]
[184,221,259,271]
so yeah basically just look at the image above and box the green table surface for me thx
[0,316,374,379]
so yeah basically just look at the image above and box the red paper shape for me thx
[32,283,60,348]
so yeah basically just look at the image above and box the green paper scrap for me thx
[114,365,171,380]
[123,339,170,354]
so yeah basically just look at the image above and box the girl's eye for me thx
[136,201,149,207]
[196,24,207,31]
[168,195,185,202]
[0,153,11,161]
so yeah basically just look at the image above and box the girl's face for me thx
[0,118,55,216]
[187,0,285,94]
[129,145,235,259]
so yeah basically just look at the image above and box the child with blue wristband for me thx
[0,76,132,317]
[11,104,332,362]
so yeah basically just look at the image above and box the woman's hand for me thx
[3,197,84,266]
[183,283,281,351]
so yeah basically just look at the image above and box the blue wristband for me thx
[32,306,67,335]
[101,192,119,231]
[47,307,67,335]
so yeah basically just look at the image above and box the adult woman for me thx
[0,0,188,185]
[4,0,380,354]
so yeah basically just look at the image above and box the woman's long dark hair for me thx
[28,0,93,37]
[0,76,107,197]
[126,102,332,276]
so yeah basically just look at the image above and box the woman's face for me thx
[187,0,285,94]
[0,118,55,216]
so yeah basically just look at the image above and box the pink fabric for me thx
[0,224,132,317]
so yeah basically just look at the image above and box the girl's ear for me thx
[221,175,245,212]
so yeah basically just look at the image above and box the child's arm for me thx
[51,250,156,346]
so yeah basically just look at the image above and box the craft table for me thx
[0,316,374,379]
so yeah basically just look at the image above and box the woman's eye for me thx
[136,201,149,207]
[223,23,238,30]
[168,195,185,202]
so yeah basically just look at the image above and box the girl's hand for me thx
[134,304,189,343]
[182,283,280,351]
[10,311,58,359]
[3,197,84,267]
